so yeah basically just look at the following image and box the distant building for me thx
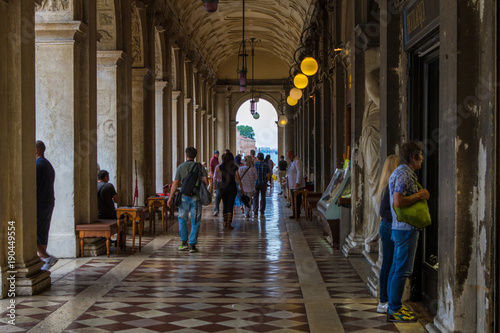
[236,128,256,156]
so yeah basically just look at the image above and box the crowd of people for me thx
[36,138,428,325]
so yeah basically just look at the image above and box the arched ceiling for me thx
[163,0,314,80]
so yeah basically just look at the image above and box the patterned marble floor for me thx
[0,186,426,332]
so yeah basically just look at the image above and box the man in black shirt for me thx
[97,170,120,219]
[36,140,57,270]
[278,155,288,195]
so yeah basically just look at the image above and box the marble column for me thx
[97,51,132,203]
[0,0,51,297]
[284,114,295,156]
[212,116,218,152]
[155,80,168,192]
[215,90,226,151]
[207,114,213,157]
[229,121,238,154]
[313,92,322,191]
[184,61,194,148]
[224,93,231,149]
[321,77,333,192]
[171,90,184,170]
[277,123,284,159]
[131,68,148,205]
[200,110,206,163]
[35,2,98,258]
[184,97,193,148]
[194,105,201,153]
[342,4,368,257]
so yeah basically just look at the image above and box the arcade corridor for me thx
[0,188,424,333]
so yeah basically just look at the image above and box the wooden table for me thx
[146,196,167,235]
[116,206,148,255]
[76,220,125,258]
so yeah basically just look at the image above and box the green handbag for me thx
[393,182,431,229]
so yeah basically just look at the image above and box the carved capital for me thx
[35,22,87,44]
[132,67,149,81]
[97,50,127,66]
[155,80,168,92]
[172,90,182,101]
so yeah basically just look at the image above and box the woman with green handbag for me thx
[375,155,400,314]
[386,141,430,323]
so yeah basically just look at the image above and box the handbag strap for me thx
[240,166,251,180]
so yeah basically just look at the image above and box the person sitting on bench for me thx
[97,170,120,219]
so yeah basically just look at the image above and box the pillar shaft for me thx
[0,0,51,297]
[172,90,184,169]
[155,80,168,192]
[35,6,97,258]
[97,51,132,204]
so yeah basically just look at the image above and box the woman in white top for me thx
[238,157,258,217]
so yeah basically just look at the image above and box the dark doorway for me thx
[408,37,440,315]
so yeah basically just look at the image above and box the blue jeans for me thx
[214,183,222,212]
[388,229,420,312]
[252,184,267,213]
[379,221,394,303]
[178,195,202,245]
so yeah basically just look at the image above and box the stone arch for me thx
[229,92,283,156]
[230,92,281,121]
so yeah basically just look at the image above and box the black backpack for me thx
[180,163,201,196]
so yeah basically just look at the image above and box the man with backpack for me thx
[167,147,208,253]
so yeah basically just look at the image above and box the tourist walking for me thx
[167,147,208,253]
[253,153,271,217]
[216,152,244,229]
[238,157,258,218]
[287,150,305,219]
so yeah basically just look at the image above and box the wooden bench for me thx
[76,220,124,258]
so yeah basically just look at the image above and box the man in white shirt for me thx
[286,150,305,219]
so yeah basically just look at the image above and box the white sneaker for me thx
[41,256,58,271]
[377,302,388,313]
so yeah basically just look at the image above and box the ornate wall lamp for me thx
[248,38,259,118]
[277,99,288,127]
[202,0,219,12]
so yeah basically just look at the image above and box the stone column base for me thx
[13,258,51,296]
[342,234,365,257]
[82,238,108,257]
[367,262,380,298]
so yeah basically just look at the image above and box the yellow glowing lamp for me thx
[289,87,303,100]
[294,73,308,89]
[278,114,288,127]
[301,57,318,76]
[287,96,298,106]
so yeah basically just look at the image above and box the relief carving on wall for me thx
[98,30,113,42]
[155,31,162,80]
[37,0,69,11]
[99,13,113,25]
[131,5,143,67]
[97,0,113,10]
